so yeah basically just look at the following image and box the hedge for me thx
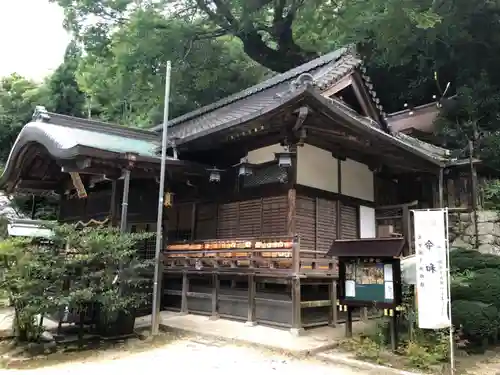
[451,248,500,273]
[452,300,500,349]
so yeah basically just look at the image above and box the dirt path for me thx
[0,336,386,375]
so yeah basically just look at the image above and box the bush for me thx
[451,268,500,309]
[0,224,154,343]
[452,300,500,350]
[451,248,500,273]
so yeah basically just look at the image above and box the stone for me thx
[0,192,24,221]
[459,212,472,222]
[451,237,473,250]
[40,330,54,342]
[477,211,499,223]
[478,234,495,244]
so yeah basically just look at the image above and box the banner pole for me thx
[444,207,455,375]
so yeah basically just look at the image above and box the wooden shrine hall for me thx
[0,46,476,333]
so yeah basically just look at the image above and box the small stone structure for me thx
[450,210,500,254]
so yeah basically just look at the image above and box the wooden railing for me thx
[163,236,337,278]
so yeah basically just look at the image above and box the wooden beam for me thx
[351,72,381,122]
[321,75,353,97]
[17,179,59,190]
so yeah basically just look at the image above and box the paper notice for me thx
[384,264,393,282]
[345,280,356,297]
[384,281,394,300]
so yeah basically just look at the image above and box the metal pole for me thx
[444,207,455,375]
[152,61,171,335]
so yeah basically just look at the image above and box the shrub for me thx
[451,299,500,351]
[450,248,500,273]
[0,224,154,343]
[451,268,500,308]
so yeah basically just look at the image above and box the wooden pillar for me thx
[290,235,303,335]
[328,279,338,327]
[345,306,353,337]
[180,271,189,315]
[438,168,444,208]
[389,312,398,352]
[210,273,220,320]
[290,276,303,336]
[469,140,479,248]
[109,180,117,226]
[287,188,297,235]
[119,169,131,233]
[190,202,197,240]
[245,274,256,326]
[336,158,342,237]
[30,195,37,220]
[402,204,411,255]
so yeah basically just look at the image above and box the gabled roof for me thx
[154,46,386,142]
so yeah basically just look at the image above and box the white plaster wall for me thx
[296,144,339,193]
[246,144,283,164]
[341,158,374,202]
[359,206,376,238]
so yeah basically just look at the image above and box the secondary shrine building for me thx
[0,46,477,332]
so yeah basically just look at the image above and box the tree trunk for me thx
[239,30,318,72]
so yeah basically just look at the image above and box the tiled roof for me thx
[156,46,386,142]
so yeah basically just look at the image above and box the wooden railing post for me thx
[210,273,219,320]
[180,271,189,315]
[329,279,338,327]
[245,274,257,326]
[290,235,303,336]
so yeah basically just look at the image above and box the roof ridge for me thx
[152,46,353,131]
[45,112,158,141]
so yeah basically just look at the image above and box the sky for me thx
[0,0,70,81]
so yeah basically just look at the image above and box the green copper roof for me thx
[22,121,160,158]
[2,111,162,165]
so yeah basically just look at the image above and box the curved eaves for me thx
[0,122,80,191]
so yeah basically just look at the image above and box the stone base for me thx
[209,314,220,321]
[289,328,305,337]
[179,311,188,316]
[244,321,257,327]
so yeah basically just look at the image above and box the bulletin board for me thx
[339,257,402,308]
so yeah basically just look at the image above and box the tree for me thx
[0,74,51,162]
[51,0,444,73]
[46,41,86,117]
[75,8,268,126]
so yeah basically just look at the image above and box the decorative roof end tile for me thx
[32,106,51,123]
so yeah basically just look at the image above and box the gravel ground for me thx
[0,336,382,375]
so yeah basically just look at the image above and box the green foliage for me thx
[483,179,500,211]
[350,316,449,370]
[452,300,500,348]
[0,74,51,162]
[46,41,86,117]
[404,333,449,370]
[75,9,267,126]
[450,248,500,273]
[452,268,500,309]
[0,224,154,342]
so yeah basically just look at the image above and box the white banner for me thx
[413,209,451,329]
